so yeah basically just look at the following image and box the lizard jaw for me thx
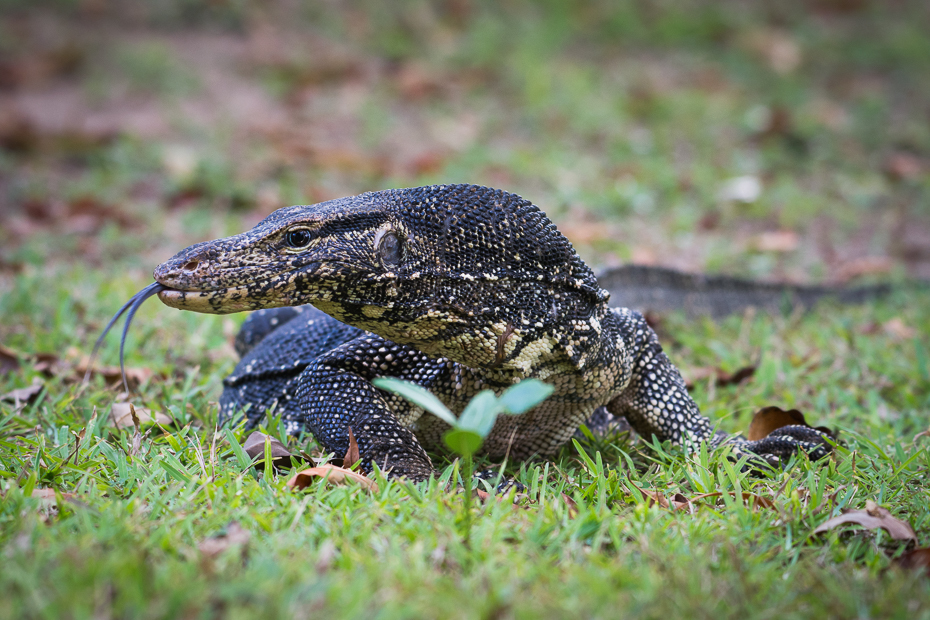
[156,284,297,314]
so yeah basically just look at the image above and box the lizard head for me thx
[153,184,609,369]
[153,192,401,314]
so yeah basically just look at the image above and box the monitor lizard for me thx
[101,184,833,480]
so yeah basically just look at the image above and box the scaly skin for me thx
[152,184,831,480]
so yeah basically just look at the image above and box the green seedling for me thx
[373,377,553,545]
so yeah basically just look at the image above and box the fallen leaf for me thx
[66,196,137,233]
[475,486,528,506]
[560,493,579,518]
[32,488,78,502]
[287,464,378,493]
[834,256,894,282]
[689,491,776,510]
[343,427,360,468]
[315,540,338,572]
[914,428,930,442]
[894,548,930,577]
[558,222,611,244]
[395,61,444,100]
[31,488,85,519]
[717,365,757,387]
[750,230,799,253]
[883,152,926,183]
[242,431,294,468]
[408,151,446,176]
[1,378,44,406]
[752,105,795,141]
[76,359,154,389]
[685,365,756,389]
[746,406,833,442]
[883,318,917,341]
[0,344,20,375]
[198,522,251,558]
[813,500,917,542]
[811,0,868,15]
[626,472,775,512]
[742,29,802,74]
[110,402,173,428]
[625,474,692,511]
[684,366,717,386]
[32,352,68,377]
[0,44,83,90]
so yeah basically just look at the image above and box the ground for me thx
[1,1,929,618]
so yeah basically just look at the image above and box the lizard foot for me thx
[727,424,835,469]
[474,469,526,494]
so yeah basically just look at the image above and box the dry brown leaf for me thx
[559,222,611,245]
[914,428,930,442]
[408,151,446,176]
[77,361,154,389]
[834,256,894,282]
[0,44,83,90]
[343,426,360,468]
[685,365,756,389]
[883,152,926,183]
[0,344,20,375]
[883,318,917,341]
[894,548,930,576]
[315,540,338,573]
[625,474,690,511]
[395,62,444,100]
[111,402,173,428]
[198,522,251,558]
[287,464,378,493]
[32,488,78,502]
[1,378,44,406]
[242,431,294,468]
[32,352,69,377]
[560,493,579,518]
[627,471,775,512]
[689,491,776,510]
[717,365,757,387]
[812,500,917,542]
[684,366,717,387]
[31,488,85,519]
[746,406,833,442]
[742,29,802,74]
[750,230,799,253]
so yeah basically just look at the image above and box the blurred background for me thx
[1,0,929,305]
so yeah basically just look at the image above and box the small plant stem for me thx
[463,452,473,550]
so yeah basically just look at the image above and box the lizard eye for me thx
[285,229,312,249]
[377,231,402,267]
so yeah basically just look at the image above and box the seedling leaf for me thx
[499,379,553,414]
[444,429,483,457]
[457,390,501,437]
[373,377,457,426]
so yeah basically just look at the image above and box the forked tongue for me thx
[84,282,168,393]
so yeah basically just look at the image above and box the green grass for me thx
[2,1,930,617]
[1,265,928,618]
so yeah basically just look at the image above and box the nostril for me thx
[182,260,200,271]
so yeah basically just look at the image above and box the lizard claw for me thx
[474,469,527,494]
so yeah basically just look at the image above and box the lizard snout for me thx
[154,248,215,291]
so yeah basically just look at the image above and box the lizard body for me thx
[151,184,829,479]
